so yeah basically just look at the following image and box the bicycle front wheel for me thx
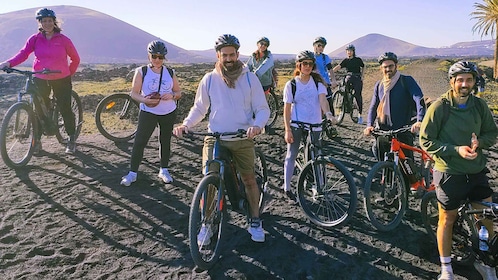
[297,157,357,228]
[349,91,359,124]
[331,91,346,125]
[363,161,408,231]
[265,89,279,128]
[420,191,475,266]
[0,102,36,168]
[189,174,226,271]
[95,93,140,142]
[255,149,268,212]
[55,90,83,144]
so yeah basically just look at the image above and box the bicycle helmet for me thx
[147,40,167,55]
[346,44,355,51]
[296,50,315,62]
[257,37,270,46]
[214,34,240,51]
[35,8,56,20]
[313,36,327,46]
[378,52,398,64]
[448,61,478,79]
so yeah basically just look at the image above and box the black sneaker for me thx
[285,190,298,204]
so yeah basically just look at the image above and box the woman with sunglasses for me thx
[281,51,336,203]
[246,37,275,92]
[120,40,182,187]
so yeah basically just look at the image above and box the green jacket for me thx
[419,90,497,175]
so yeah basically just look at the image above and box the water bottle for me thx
[479,225,489,251]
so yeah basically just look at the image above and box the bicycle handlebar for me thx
[186,129,248,139]
[2,67,62,76]
[291,120,324,129]
[371,125,412,137]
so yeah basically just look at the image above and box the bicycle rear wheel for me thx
[420,191,475,266]
[265,89,279,128]
[297,157,357,228]
[189,174,226,271]
[349,91,359,124]
[255,149,268,212]
[363,161,408,231]
[95,93,140,142]
[0,102,36,168]
[55,90,83,144]
[331,91,346,125]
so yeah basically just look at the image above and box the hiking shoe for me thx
[247,218,265,242]
[437,272,454,280]
[33,140,42,156]
[120,171,137,187]
[285,190,298,204]
[197,224,213,247]
[357,116,364,125]
[158,168,173,184]
[65,137,76,154]
[474,261,498,280]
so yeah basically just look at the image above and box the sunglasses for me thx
[151,54,165,60]
[316,44,324,48]
[301,61,314,67]
[259,42,268,47]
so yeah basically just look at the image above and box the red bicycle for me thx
[363,126,435,231]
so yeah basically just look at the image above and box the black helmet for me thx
[214,34,240,51]
[296,50,315,62]
[36,8,56,20]
[448,61,478,79]
[147,40,167,55]
[313,36,327,46]
[378,52,398,64]
[257,37,270,46]
[346,44,355,51]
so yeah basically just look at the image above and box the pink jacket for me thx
[8,32,80,80]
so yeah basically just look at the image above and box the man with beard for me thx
[363,52,425,161]
[420,61,498,280]
[173,34,270,243]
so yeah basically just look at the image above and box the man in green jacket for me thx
[419,61,498,280]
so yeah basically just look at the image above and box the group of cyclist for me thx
[2,7,498,279]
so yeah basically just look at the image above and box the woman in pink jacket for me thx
[0,8,80,154]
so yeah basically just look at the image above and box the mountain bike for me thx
[186,130,268,270]
[94,93,140,142]
[363,126,435,232]
[0,67,83,168]
[264,86,279,128]
[331,73,360,125]
[292,120,357,228]
[421,192,498,267]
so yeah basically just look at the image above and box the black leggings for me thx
[130,109,176,172]
[345,75,363,114]
[34,76,75,138]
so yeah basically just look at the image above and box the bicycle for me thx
[186,129,268,270]
[421,192,498,268]
[94,93,140,142]
[0,67,83,168]
[264,86,279,128]
[292,120,357,228]
[331,73,360,125]
[363,126,435,232]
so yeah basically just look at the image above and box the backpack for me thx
[141,65,174,83]
[290,77,319,102]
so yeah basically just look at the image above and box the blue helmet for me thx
[36,8,56,20]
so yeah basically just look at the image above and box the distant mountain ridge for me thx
[0,6,494,64]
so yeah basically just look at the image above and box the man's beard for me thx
[223,61,236,71]
[456,86,472,98]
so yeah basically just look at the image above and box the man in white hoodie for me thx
[173,34,270,243]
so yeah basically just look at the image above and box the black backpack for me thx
[290,77,319,102]
[141,65,174,83]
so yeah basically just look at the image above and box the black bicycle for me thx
[264,86,279,128]
[292,120,357,228]
[94,93,140,142]
[186,130,268,270]
[421,192,498,267]
[0,67,83,168]
[331,73,360,125]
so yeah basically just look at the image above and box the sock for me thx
[440,256,453,275]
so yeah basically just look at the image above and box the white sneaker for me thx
[247,218,265,242]
[197,224,213,246]
[474,261,498,280]
[158,168,173,183]
[120,171,137,187]
[437,271,454,280]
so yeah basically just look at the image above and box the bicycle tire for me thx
[297,157,357,228]
[0,102,37,168]
[363,161,408,232]
[255,149,268,212]
[349,90,359,124]
[420,191,475,266]
[189,174,226,271]
[95,93,140,142]
[55,90,83,144]
[331,91,346,125]
[265,89,279,128]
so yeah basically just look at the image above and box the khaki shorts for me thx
[202,137,255,175]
